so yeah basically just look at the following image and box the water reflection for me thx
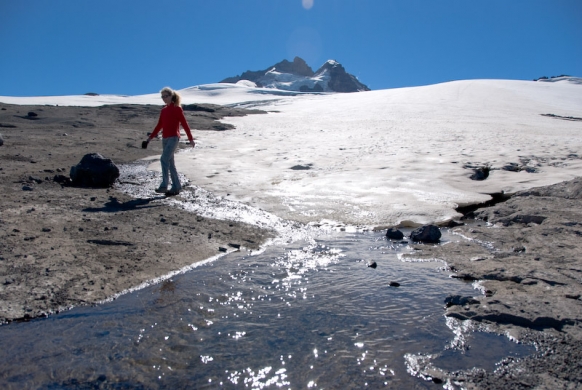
[0,230,531,389]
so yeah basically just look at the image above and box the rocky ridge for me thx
[220,56,370,93]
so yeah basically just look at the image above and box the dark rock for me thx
[53,174,71,184]
[389,281,400,287]
[290,164,312,170]
[386,227,404,240]
[502,163,521,172]
[444,295,479,307]
[299,83,324,92]
[70,153,119,188]
[87,239,134,246]
[445,220,464,227]
[27,112,38,117]
[496,214,547,226]
[0,133,3,146]
[182,104,216,113]
[22,185,33,191]
[470,166,490,180]
[410,225,441,243]
[317,60,371,92]
[29,176,43,184]
[367,261,377,268]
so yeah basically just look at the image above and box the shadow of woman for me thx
[83,196,164,213]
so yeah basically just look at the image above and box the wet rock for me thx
[445,220,464,227]
[410,225,441,243]
[70,153,119,188]
[385,227,404,240]
[444,295,479,307]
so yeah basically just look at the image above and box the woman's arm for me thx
[178,108,195,147]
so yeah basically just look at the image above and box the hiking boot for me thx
[165,189,180,196]
[154,187,167,194]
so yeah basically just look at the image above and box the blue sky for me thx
[1,0,581,96]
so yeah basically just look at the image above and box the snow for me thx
[2,78,581,227]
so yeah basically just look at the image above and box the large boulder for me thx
[70,153,119,187]
[410,225,441,243]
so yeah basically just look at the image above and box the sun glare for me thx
[302,0,314,10]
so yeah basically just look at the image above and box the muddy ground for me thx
[1,102,581,389]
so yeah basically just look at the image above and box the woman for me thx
[145,87,195,196]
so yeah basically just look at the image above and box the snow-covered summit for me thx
[535,75,582,85]
[220,57,370,93]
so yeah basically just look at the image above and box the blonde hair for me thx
[160,87,182,107]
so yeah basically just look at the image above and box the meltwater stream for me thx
[0,230,533,389]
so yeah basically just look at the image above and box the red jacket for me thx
[150,104,194,142]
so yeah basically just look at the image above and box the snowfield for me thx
[2,78,581,227]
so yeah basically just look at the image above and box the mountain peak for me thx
[270,57,314,77]
[220,57,370,93]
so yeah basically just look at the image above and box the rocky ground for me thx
[1,102,581,388]
[0,102,275,322]
[400,178,582,389]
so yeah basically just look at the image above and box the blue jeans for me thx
[160,136,181,191]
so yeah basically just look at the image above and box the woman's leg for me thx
[160,136,180,190]
[166,137,181,191]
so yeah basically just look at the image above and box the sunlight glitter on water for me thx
[0,230,533,389]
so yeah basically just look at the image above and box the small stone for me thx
[367,261,377,268]
[22,185,34,191]
[389,281,400,287]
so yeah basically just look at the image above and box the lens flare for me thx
[302,0,314,10]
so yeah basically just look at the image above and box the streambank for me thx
[401,177,582,388]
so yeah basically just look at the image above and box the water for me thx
[0,230,533,389]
